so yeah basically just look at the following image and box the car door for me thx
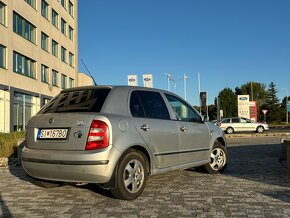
[130,90,180,169]
[165,94,210,165]
[240,117,255,131]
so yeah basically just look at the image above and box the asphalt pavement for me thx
[1,136,290,217]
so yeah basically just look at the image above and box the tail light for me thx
[86,120,109,150]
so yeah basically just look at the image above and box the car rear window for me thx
[39,88,111,114]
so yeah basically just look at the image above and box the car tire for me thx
[111,150,148,200]
[226,127,234,134]
[35,179,62,188]
[202,142,228,174]
[256,126,264,133]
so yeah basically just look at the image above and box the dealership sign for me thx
[143,74,153,88]
[127,75,138,86]
[238,95,250,119]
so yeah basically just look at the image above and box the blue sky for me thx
[78,0,290,105]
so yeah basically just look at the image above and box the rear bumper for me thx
[21,145,120,184]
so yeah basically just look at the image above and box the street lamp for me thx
[281,88,288,124]
[164,73,172,91]
[184,74,188,100]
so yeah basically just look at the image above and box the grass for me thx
[0,132,25,158]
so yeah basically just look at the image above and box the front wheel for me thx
[111,150,148,200]
[256,126,264,133]
[203,142,229,174]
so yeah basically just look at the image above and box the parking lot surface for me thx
[1,137,290,217]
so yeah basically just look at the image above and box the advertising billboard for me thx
[249,101,257,122]
[200,91,207,116]
[238,95,250,119]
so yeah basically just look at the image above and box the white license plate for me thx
[37,129,68,140]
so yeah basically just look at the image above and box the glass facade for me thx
[13,51,36,78]
[41,32,49,51]
[52,70,59,86]
[41,64,49,83]
[0,44,5,68]
[61,74,67,89]
[69,26,73,41]
[13,12,36,43]
[0,1,5,26]
[69,77,74,88]
[13,92,35,131]
[61,46,66,63]
[52,40,58,57]
[61,18,66,35]
[41,0,49,19]
[24,0,36,9]
[52,9,58,28]
[69,52,74,67]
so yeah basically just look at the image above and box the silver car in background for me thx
[218,117,269,134]
[22,86,228,200]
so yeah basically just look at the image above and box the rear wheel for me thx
[111,150,148,200]
[203,142,228,174]
[256,126,264,133]
[226,127,234,134]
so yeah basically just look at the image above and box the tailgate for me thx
[26,113,95,151]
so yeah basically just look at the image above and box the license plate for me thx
[37,129,69,140]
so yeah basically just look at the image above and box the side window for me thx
[222,118,230,123]
[165,94,202,123]
[232,118,240,123]
[131,91,170,120]
[130,91,145,117]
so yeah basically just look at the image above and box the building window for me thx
[68,1,73,17]
[0,1,6,26]
[61,74,67,89]
[13,51,36,78]
[61,18,66,35]
[69,52,74,67]
[68,26,73,41]
[41,0,49,19]
[24,0,36,9]
[52,40,58,57]
[13,12,36,43]
[52,70,59,86]
[69,78,74,88]
[0,44,6,68]
[41,64,49,83]
[13,92,35,131]
[61,46,66,63]
[52,9,58,28]
[41,32,49,52]
[61,0,66,9]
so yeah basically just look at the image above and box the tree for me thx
[219,88,237,118]
[263,82,281,123]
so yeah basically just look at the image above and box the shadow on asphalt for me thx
[0,194,12,218]
[6,143,290,200]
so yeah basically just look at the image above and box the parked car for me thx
[22,86,228,200]
[217,117,269,134]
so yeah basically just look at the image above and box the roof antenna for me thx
[80,59,97,85]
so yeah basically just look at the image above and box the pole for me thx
[251,81,254,101]
[198,72,201,113]
[164,73,171,91]
[287,89,288,124]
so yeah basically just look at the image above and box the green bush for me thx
[0,132,25,158]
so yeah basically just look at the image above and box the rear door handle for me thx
[140,124,150,131]
[180,126,187,132]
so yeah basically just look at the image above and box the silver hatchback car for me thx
[22,86,228,200]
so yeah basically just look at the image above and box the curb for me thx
[226,132,290,138]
